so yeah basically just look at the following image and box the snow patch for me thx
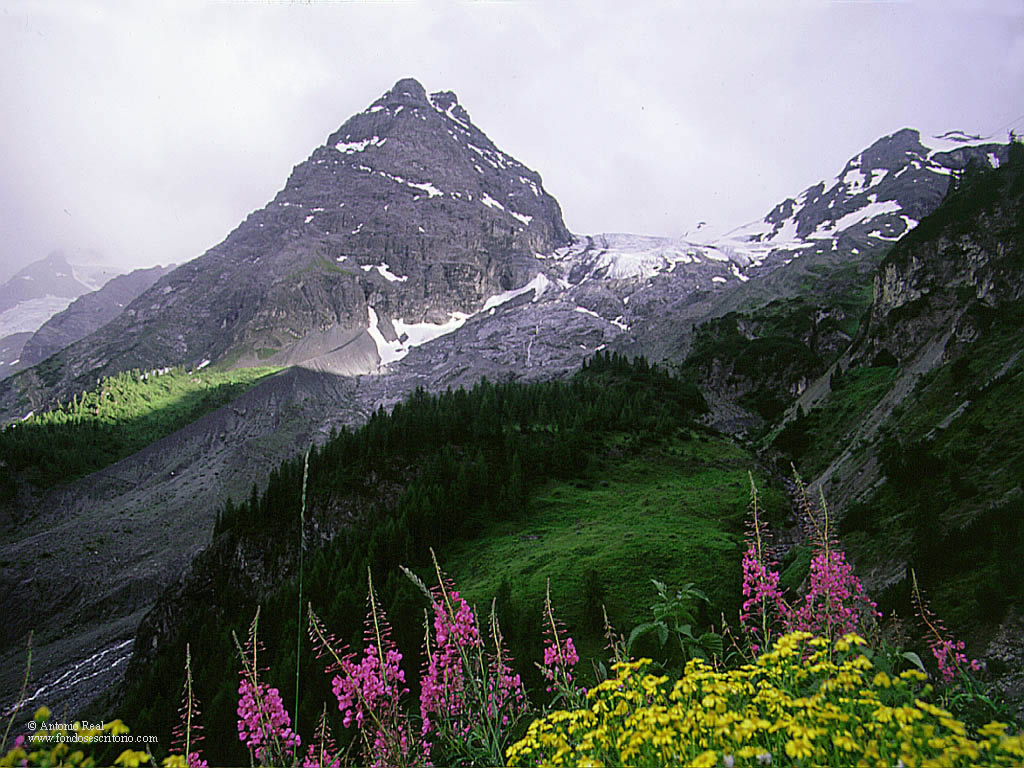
[373,263,409,282]
[395,314,469,348]
[841,166,867,191]
[730,263,749,282]
[509,210,533,226]
[924,131,994,156]
[367,306,468,367]
[335,135,386,154]
[0,296,76,337]
[406,181,443,198]
[482,273,550,311]
[480,193,505,211]
[831,199,902,231]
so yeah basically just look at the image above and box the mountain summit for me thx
[0,78,570,417]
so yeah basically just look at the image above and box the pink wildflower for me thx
[332,644,407,729]
[740,475,789,653]
[786,548,879,641]
[740,542,789,653]
[301,707,341,768]
[420,589,481,734]
[912,571,981,682]
[539,580,584,703]
[236,677,301,763]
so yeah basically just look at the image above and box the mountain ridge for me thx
[0,78,1016,728]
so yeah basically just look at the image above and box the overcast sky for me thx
[1,0,1022,282]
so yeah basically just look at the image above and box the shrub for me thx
[506,632,1024,767]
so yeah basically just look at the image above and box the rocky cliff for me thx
[0,78,571,421]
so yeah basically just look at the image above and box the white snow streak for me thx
[373,263,409,282]
[366,306,468,367]
[335,135,386,153]
[482,273,551,311]
[480,193,505,211]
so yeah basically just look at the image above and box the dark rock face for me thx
[717,129,1010,286]
[867,209,1024,366]
[0,78,571,420]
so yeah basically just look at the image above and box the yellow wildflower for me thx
[114,750,151,767]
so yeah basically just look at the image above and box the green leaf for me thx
[626,622,659,654]
[700,632,724,658]
[902,651,926,673]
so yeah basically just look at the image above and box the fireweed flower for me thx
[309,571,425,768]
[332,644,407,729]
[786,547,879,642]
[169,645,208,768]
[740,474,789,653]
[336,579,421,767]
[743,475,878,651]
[404,554,530,767]
[540,579,585,705]
[234,609,301,765]
[236,677,301,763]
[420,588,482,734]
[786,475,879,643]
[300,705,342,768]
[912,570,982,682]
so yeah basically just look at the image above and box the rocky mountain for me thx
[0,78,571,421]
[114,139,1024,753]
[800,140,1024,510]
[0,73,1014,725]
[0,253,125,380]
[14,265,174,373]
[0,252,94,318]
[0,265,173,381]
[705,128,1007,275]
[758,141,1024,712]
[648,129,1010,431]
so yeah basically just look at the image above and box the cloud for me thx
[0,0,1017,281]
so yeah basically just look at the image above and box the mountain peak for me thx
[383,77,429,107]
[859,128,927,168]
[0,76,571,402]
[428,89,472,124]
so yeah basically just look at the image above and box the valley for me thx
[1,77,1021,765]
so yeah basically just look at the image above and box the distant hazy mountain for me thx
[1,74,1015,729]
[0,252,129,380]
[0,252,95,332]
[13,264,175,375]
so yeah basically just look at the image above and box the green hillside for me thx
[0,365,279,495]
[114,353,785,765]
